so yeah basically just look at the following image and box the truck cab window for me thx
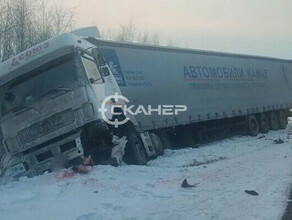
[81,54,103,84]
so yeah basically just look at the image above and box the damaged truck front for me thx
[0,33,151,178]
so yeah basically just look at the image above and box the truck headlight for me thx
[9,163,28,177]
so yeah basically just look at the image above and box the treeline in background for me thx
[0,0,172,62]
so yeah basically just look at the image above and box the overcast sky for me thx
[63,0,292,59]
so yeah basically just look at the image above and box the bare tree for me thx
[141,32,150,44]
[101,21,163,46]
[34,1,74,43]
[151,33,160,46]
[136,32,160,45]
[167,39,173,47]
[50,2,75,36]
[0,0,75,62]
[115,20,136,42]
[100,27,116,41]
[11,0,34,53]
[1,3,15,61]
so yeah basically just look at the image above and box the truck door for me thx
[91,48,139,127]
[80,50,123,122]
[81,52,107,98]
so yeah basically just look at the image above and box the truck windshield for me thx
[0,54,78,116]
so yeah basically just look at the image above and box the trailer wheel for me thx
[269,112,279,130]
[258,113,269,133]
[124,129,147,165]
[149,133,164,156]
[247,115,259,136]
[278,111,287,129]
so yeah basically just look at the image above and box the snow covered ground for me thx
[0,126,292,220]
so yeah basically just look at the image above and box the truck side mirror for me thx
[101,66,110,77]
[90,77,104,84]
[91,48,106,67]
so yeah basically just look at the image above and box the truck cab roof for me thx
[0,33,93,86]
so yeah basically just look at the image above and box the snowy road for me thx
[0,128,292,220]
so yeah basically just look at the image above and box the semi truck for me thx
[0,27,291,178]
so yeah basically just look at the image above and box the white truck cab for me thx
[0,29,155,178]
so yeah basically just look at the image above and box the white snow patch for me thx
[0,127,292,220]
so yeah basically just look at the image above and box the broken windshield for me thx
[0,54,78,117]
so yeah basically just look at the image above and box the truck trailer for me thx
[0,27,291,178]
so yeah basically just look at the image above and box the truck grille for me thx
[18,109,75,143]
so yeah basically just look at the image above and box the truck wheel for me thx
[124,130,147,165]
[269,112,279,130]
[258,113,269,133]
[149,133,164,156]
[247,115,259,136]
[278,111,287,129]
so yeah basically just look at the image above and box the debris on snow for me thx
[245,190,259,196]
[274,138,285,144]
[111,136,128,165]
[72,156,94,174]
[181,179,199,188]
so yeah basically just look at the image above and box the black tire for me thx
[247,115,259,136]
[149,133,164,156]
[258,113,269,133]
[269,112,279,130]
[278,111,287,129]
[124,129,147,165]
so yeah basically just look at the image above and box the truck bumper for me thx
[6,131,84,178]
